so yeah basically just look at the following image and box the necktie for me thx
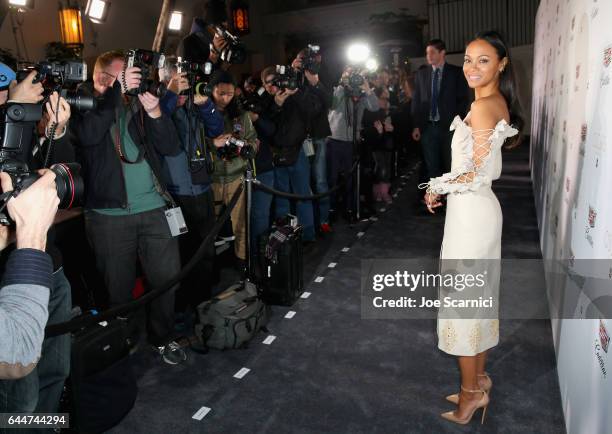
[431,68,440,119]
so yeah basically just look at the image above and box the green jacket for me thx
[208,111,258,184]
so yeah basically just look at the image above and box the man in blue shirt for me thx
[159,64,224,310]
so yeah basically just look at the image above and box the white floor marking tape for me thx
[328,262,337,268]
[262,335,276,345]
[357,232,365,237]
[301,291,311,299]
[284,310,296,319]
[341,247,350,252]
[233,367,250,379]
[192,406,211,420]
[314,276,324,283]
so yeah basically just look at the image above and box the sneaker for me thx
[157,341,187,365]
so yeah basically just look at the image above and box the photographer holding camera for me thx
[0,67,76,417]
[208,70,257,271]
[327,66,378,223]
[158,60,224,309]
[291,47,333,234]
[72,50,186,365]
[260,64,322,243]
[0,170,59,381]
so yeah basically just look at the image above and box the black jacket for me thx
[264,88,322,166]
[305,79,332,139]
[410,63,470,131]
[72,81,180,209]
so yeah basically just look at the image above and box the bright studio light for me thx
[346,43,370,64]
[86,0,110,23]
[9,0,34,8]
[365,58,378,71]
[168,11,183,31]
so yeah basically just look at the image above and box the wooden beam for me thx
[152,0,176,52]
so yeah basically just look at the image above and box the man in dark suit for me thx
[411,39,469,188]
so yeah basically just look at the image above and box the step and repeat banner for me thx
[531,0,612,433]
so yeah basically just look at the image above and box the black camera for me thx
[301,44,321,74]
[125,49,167,97]
[214,26,247,65]
[16,60,95,112]
[176,59,214,98]
[236,87,265,114]
[0,102,83,225]
[342,71,365,98]
[272,65,303,91]
[217,136,255,160]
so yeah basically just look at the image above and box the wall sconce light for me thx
[231,1,250,35]
[59,2,84,46]
[8,0,35,10]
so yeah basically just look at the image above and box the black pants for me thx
[84,207,180,347]
[174,190,216,309]
[420,121,453,180]
[326,138,355,212]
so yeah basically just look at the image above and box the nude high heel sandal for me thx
[440,386,489,425]
[445,372,492,405]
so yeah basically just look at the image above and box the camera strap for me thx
[112,105,146,164]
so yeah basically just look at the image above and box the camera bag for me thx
[258,223,304,306]
[195,281,270,350]
[68,318,137,433]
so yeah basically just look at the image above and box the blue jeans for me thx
[274,148,315,241]
[312,137,330,225]
[251,170,275,255]
[0,268,72,433]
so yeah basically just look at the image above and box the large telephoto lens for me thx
[50,162,84,209]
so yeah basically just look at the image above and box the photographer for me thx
[327,66,378,222]
[158,62,224,308]
[1,70,74,416]
[0,171,59,380]
[291,48,333,234]
[260,65,322,243]
[208,70,257,269]
[247,82,276,265]
[72,50,186,365]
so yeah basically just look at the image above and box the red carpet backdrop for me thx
[531,0,612,432]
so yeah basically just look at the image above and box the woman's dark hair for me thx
[472,30,524,148]
[209,69,242,119]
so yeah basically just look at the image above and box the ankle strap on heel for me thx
[461,385,485,394]
[477,372,490,378]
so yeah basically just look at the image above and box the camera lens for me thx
[50,163,84,209]
[62,91,97,112]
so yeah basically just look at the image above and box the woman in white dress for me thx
[421,31,523,425]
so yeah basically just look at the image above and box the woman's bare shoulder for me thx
[470,95,509,127]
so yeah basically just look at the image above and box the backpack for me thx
[195,281,270,350]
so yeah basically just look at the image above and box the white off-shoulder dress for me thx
[421,114,518,356]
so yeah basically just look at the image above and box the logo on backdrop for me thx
[601,320,611,353]
[585,205,597,246]
[605,46,612,67]
[588,206,597,228]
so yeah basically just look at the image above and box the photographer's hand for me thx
[0,170,59,251]
[412,127,421,142]
[274,88,298,107]
[118,66,142,94]
[7,71,44,104]
[193,94,209,105]
[45,92,71,139]
[168,72,189,95]
[304,70,319,86]
[374,120,384,135]
[138,92,162,119]
[210,33,228,63]
[212,134,233,148]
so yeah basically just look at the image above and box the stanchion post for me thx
[245,161,254,281]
